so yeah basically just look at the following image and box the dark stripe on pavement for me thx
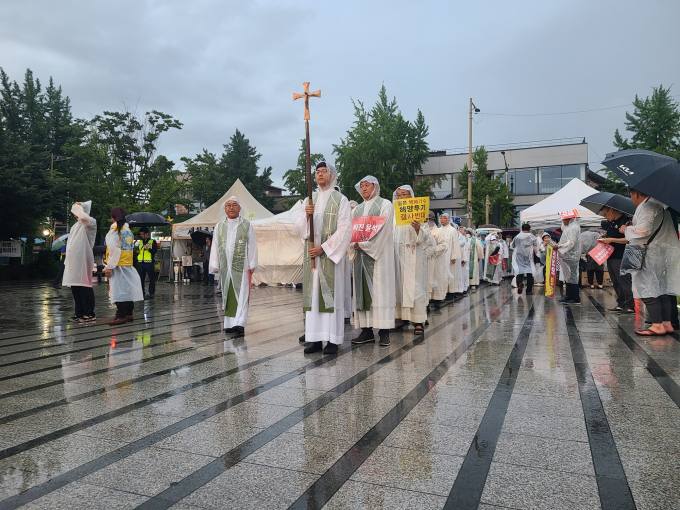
[443,300,536,509]
[565,305,636,510]
[588,294,680,407]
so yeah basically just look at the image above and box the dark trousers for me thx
[516,273,534,294]
[642,295,675,324]
[71,286,95,317]
[138,262,156,296]
[566,283,580,302]
[587,270,604,286]
[607,258,633,309]
[115,301,134,318]
[203,261,214,285]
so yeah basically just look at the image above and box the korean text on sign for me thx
[351,216,386,243]
[393,196,430,226]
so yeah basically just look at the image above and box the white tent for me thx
[172,178,274,240]
[251,200,304,286]
[520,178,603,230]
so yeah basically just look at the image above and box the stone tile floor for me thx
[0,280,678,509]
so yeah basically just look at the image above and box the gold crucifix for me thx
[292,82,321,120]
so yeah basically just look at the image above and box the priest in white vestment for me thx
[468,229,484,289]
[209,196,258,336]
[295,162,352,354]
[438,214,463,299]
[427,212,448,304]
[459,225,471,293]
[392,185,433,335]
[350,176,396,346]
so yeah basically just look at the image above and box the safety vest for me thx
[136,239,154,263]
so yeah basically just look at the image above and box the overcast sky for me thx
[1,0,678,187]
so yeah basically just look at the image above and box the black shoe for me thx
[224,327,235,333]
[558,298,569,304]
[351,328,375,345]
[298,334,306,343]
[609,306,623,312]
[323,343,338,355]
[304,342,323,354]
[620,308,635,315]
[566,299,581,305]
[378,331,390,346]
[232,326,244,336]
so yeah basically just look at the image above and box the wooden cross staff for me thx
[292,82,321,268]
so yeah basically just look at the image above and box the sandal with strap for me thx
[635,328,668,337]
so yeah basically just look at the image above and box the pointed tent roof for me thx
[172,178,273,239]
[520,178,603,229]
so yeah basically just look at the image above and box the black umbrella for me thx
[190,228,213,247]
[601,149,680,212]
[580,191,635,217]
[126,212,169,227]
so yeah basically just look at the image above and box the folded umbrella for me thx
[602,149,680,212]
[126,212,169,227]
[580,191,635,217]
[51,233,69,251]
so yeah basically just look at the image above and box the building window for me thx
[430,173,453,199]
[512,168,537,195]
[538,165,562,194]
[514,205,530,227]
[561,164,583,181]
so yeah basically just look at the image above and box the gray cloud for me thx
[1,0,678,186]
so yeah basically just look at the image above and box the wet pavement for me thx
[0,280,678,510]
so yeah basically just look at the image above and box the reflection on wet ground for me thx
[0,281,678,509]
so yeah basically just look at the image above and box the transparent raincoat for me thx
[623,198,680,298]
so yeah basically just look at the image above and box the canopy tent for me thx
[520,178,603,230]
[251,200,304,286]
[172,178,274,240]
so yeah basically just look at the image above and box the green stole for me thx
[303,190,341,313]
[216,218,251,317]
[469,237,476,279]
[353,198,385,311]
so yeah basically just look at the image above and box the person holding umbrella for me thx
[621,190,680,335]
[599,207,634,313]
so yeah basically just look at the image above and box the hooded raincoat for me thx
[62,201,97,288]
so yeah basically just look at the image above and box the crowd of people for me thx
[59,161,680,343]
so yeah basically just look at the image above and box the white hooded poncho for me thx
[62,201,97,288]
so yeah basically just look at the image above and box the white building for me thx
[420,140,593,226]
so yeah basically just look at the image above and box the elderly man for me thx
[511,223,538,295]
[557,210,582,304]
[296,162,352,354]
[62,201,97,323]
[350,175,395,346]
[209,196,258,336]
[621,190,680,335]
[393,185,433,336]
[438,213,463,300]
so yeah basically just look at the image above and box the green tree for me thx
[182,149,221,210]
[335,86,430,200]
[602,85,680,193]
[282,139,325,196]
[457,146,515,226]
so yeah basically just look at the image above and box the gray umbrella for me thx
[580,192,635,217]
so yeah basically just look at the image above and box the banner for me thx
[394,196,430,226]
[544,245,558,297]
[588,242,615,266]
[351,216,386,243]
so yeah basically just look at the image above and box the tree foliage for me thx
[282,139,325,196]
[334,86,430,200]
[457,146,515,226]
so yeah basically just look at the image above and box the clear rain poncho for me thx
[62,201,97,288]
[557,220,581,284]
[623,198,680,298]
[510,231,538,275]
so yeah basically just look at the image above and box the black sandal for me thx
[413,324,425,336]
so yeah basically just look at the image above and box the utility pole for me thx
[485,195,491,224]
[467,98,480,226]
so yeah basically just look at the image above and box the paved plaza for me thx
[0,281,678,510]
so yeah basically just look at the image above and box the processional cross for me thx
[292,82,321,268]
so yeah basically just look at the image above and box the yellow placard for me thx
[394,196,430,225]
